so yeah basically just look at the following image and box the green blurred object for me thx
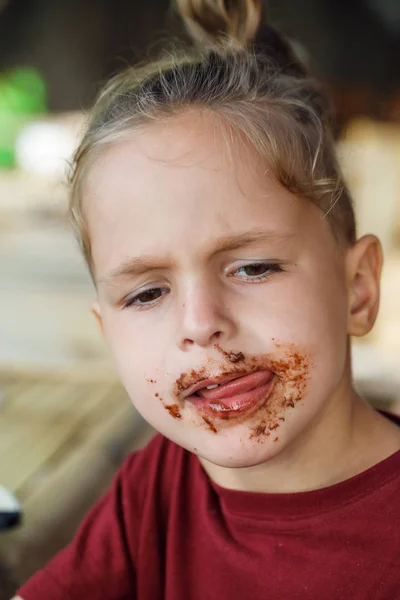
[0,67,47,168]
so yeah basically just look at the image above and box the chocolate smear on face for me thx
[157,395,182,420]
[202,416,217,433]
[247,342,312,441]
[251,424,267,438]
[214,345,245,363]
[165,403,182,419]
[174,367,210,395]
[228,351,245,363]
[163,402,182,419]
[173,341,313,436]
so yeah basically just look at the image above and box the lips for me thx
[182,372,250,399]
[186,370,275,420]
[196,371,273,401]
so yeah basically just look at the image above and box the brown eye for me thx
[137,289,162,303]
[243,264,270,277]
[232,263,284,281]
[124,288,167,309]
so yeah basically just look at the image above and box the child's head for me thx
[69,0,382,468]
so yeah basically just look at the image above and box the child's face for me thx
[86,113,357,468]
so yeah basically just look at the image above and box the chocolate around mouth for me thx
[171,342,312,434]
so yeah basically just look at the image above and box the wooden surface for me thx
[0,370,154,586]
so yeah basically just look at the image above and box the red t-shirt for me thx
[18,413,400,600]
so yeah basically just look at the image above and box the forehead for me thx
[84,112,329,274]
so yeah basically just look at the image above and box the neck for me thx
[200,362,400,494]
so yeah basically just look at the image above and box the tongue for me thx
[197,371,273,401]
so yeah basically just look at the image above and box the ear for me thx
[91,300,104,338]
[346,235,383,337]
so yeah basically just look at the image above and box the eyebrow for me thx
[97,229,294,286]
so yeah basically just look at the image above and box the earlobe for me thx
[346,235,383,337]
[91,300,104,338]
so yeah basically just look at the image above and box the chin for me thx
[197,436,282,469]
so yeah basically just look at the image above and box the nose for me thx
[176,279,236,350]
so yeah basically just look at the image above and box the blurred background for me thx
[0,0,399,595]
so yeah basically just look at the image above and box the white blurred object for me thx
[352,342,400,401]
[0,485,20,514]
[0,484,21,533]
[15,121,77,179]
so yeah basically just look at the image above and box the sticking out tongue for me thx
[196,371,273,401]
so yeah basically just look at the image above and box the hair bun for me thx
[175,0,262,48]
[176,2,307,78]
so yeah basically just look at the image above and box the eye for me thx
[123,287,168,309]
[231,262,284,281]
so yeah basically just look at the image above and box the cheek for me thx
[101,308,172,404]
[248,272,347,343]
[249,270,349,388]
[282,271,349,392]
[103,307,169,359]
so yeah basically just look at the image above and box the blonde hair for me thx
[69,0,356,279]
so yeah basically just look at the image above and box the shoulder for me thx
[15,435,190,600]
